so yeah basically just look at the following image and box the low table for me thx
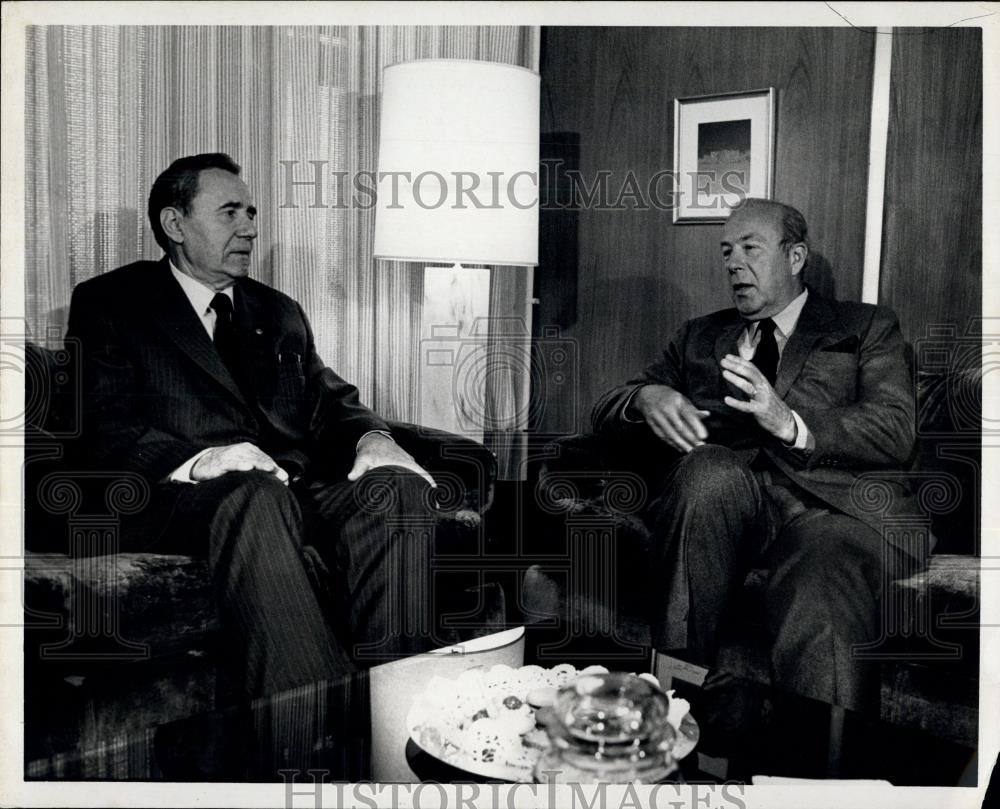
[25,626,977,786]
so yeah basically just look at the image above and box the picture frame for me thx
[672,87,776,223]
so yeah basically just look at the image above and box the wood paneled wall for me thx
[537,27,877,434]
[879,28,982,555]
[537,26,983,440]
[880,29,982,347]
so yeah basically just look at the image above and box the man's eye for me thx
[721,249,731,259]
[744,244,758,252]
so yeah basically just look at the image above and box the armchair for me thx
[21,343,502,763]
[522,365,980,748]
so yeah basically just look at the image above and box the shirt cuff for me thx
[620,386,646,424]
[167,448,213,483]
[785,410,815,452]
[357,429,394,452]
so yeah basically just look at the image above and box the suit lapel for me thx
[773,290,836,398]
[232,283,276,387]
[715,314,748,399]
[146,259,250,408]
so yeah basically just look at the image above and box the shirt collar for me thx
[748,288,809,339]
[169,261,233,315]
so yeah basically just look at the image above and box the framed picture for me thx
[673,87,776,223]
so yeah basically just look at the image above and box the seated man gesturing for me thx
[592,198,923,710]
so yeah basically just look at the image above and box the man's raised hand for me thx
[191,442,290,484]
[633,384,710,453]
[720,354,797,443]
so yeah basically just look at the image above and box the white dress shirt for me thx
[170,262,233,339]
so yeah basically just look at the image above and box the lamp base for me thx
[420,263,492,443]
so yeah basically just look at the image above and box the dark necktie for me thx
[211,293,266,435]
[209,292,243,384]
[751,317,779,386]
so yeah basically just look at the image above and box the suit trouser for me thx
[644,445,914,712]
[131,465,436,701]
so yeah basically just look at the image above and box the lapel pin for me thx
[254,328,264,335]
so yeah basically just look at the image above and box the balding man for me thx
[593,198,923,711]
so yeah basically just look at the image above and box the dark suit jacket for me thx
[66,258,388,487]
[591,291,922,546]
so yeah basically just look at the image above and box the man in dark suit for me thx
[592,198,922,711]
[66,153,440,701]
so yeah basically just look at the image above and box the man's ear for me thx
[159,207,185,245]
[788,242,808,277]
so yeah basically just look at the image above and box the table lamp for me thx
[373,59,540,442]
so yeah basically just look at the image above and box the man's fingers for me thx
[192,443,289,483]
[722,369,757,396]
[680,407,709,440]
[662,425,690,452]
[351,458,438,487]
[241,456,288,484]
[645,413,676,448]
[649,409,699,452]
[667,410,702,448]
[721,353,756,371]
[657,414,695,452]
[723,395,754,413]
[384,455,437,487]
[402,462,437,488]
[720,354,764,384]
[346,458,368,481]
[668,429,696,453]
[410,464,437,488]
[645,417,672,446]
[239,450,287,479]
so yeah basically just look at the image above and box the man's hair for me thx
[729,197,809,262]
[147,153,242,252]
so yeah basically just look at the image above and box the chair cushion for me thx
[25,553,217,657]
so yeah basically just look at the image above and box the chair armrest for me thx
[386,420,497,513]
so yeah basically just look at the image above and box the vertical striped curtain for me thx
[25,25,536,437]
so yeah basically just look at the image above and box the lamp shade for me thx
[373,59,540,266]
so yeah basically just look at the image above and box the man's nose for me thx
[239,216,258,239]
